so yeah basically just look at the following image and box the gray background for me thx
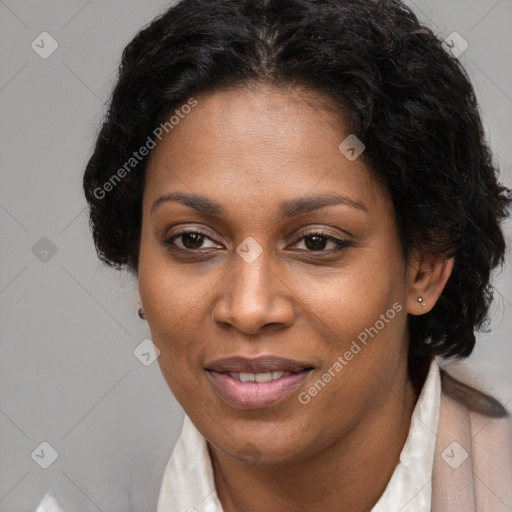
[0,0,511,511]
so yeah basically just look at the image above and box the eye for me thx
[163,230,220,251]
[162,229,352,255]
[289,231,352,253]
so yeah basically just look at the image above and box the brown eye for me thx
[181,232,206,249]
[290,231,352,253]
[304,234,329,251]
[163,230,220,251]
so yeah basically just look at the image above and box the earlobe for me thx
[407,256,454,315]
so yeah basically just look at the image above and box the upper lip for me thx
[205,356,313,374]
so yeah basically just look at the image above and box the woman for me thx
[40,0,512,510]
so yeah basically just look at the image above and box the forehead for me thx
[143,84,388,215]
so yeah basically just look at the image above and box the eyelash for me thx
[162,229,352,255]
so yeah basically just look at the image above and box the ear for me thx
[406,251,454,315]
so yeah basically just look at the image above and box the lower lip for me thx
[206,370,312,409]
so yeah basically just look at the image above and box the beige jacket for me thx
[432,370,512,511]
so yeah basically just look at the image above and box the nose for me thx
[212,250,295,335]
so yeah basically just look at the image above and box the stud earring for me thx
[417,297,427,308]
[138,307,146,320]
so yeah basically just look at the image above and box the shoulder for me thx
[440,368,509,418]
[436,366,512,510]
[439,366,512,453]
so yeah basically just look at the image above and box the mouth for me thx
[205,356,314,409]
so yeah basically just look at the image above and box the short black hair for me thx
[83,0,511,362]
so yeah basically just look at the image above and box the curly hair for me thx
[83,0,510,361]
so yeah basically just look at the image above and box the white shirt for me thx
[36,360,441,512]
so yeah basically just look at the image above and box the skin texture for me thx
[138,84,453,511]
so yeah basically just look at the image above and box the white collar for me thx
[371,358,441,511]
[157,359,441,512]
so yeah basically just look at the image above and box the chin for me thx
[210,423,316,466]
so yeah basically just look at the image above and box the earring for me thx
[417,297,427,308]
[138,307,146,320]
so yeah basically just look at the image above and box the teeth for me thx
[228,371,290,382]
[255,372,272,383]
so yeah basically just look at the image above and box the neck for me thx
[210,369,419,512]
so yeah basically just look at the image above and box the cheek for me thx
[294,252,405,342]
[137,234,208,372]
[297,294,407,443]
[139,264,210,350]
[138,259,212,412]
[137,221,210,326]
[293,251,408,403]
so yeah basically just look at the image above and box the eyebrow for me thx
[150,191,368,218]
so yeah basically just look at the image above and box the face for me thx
[138,83,415,465]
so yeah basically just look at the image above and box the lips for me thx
[205,356,313,409]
